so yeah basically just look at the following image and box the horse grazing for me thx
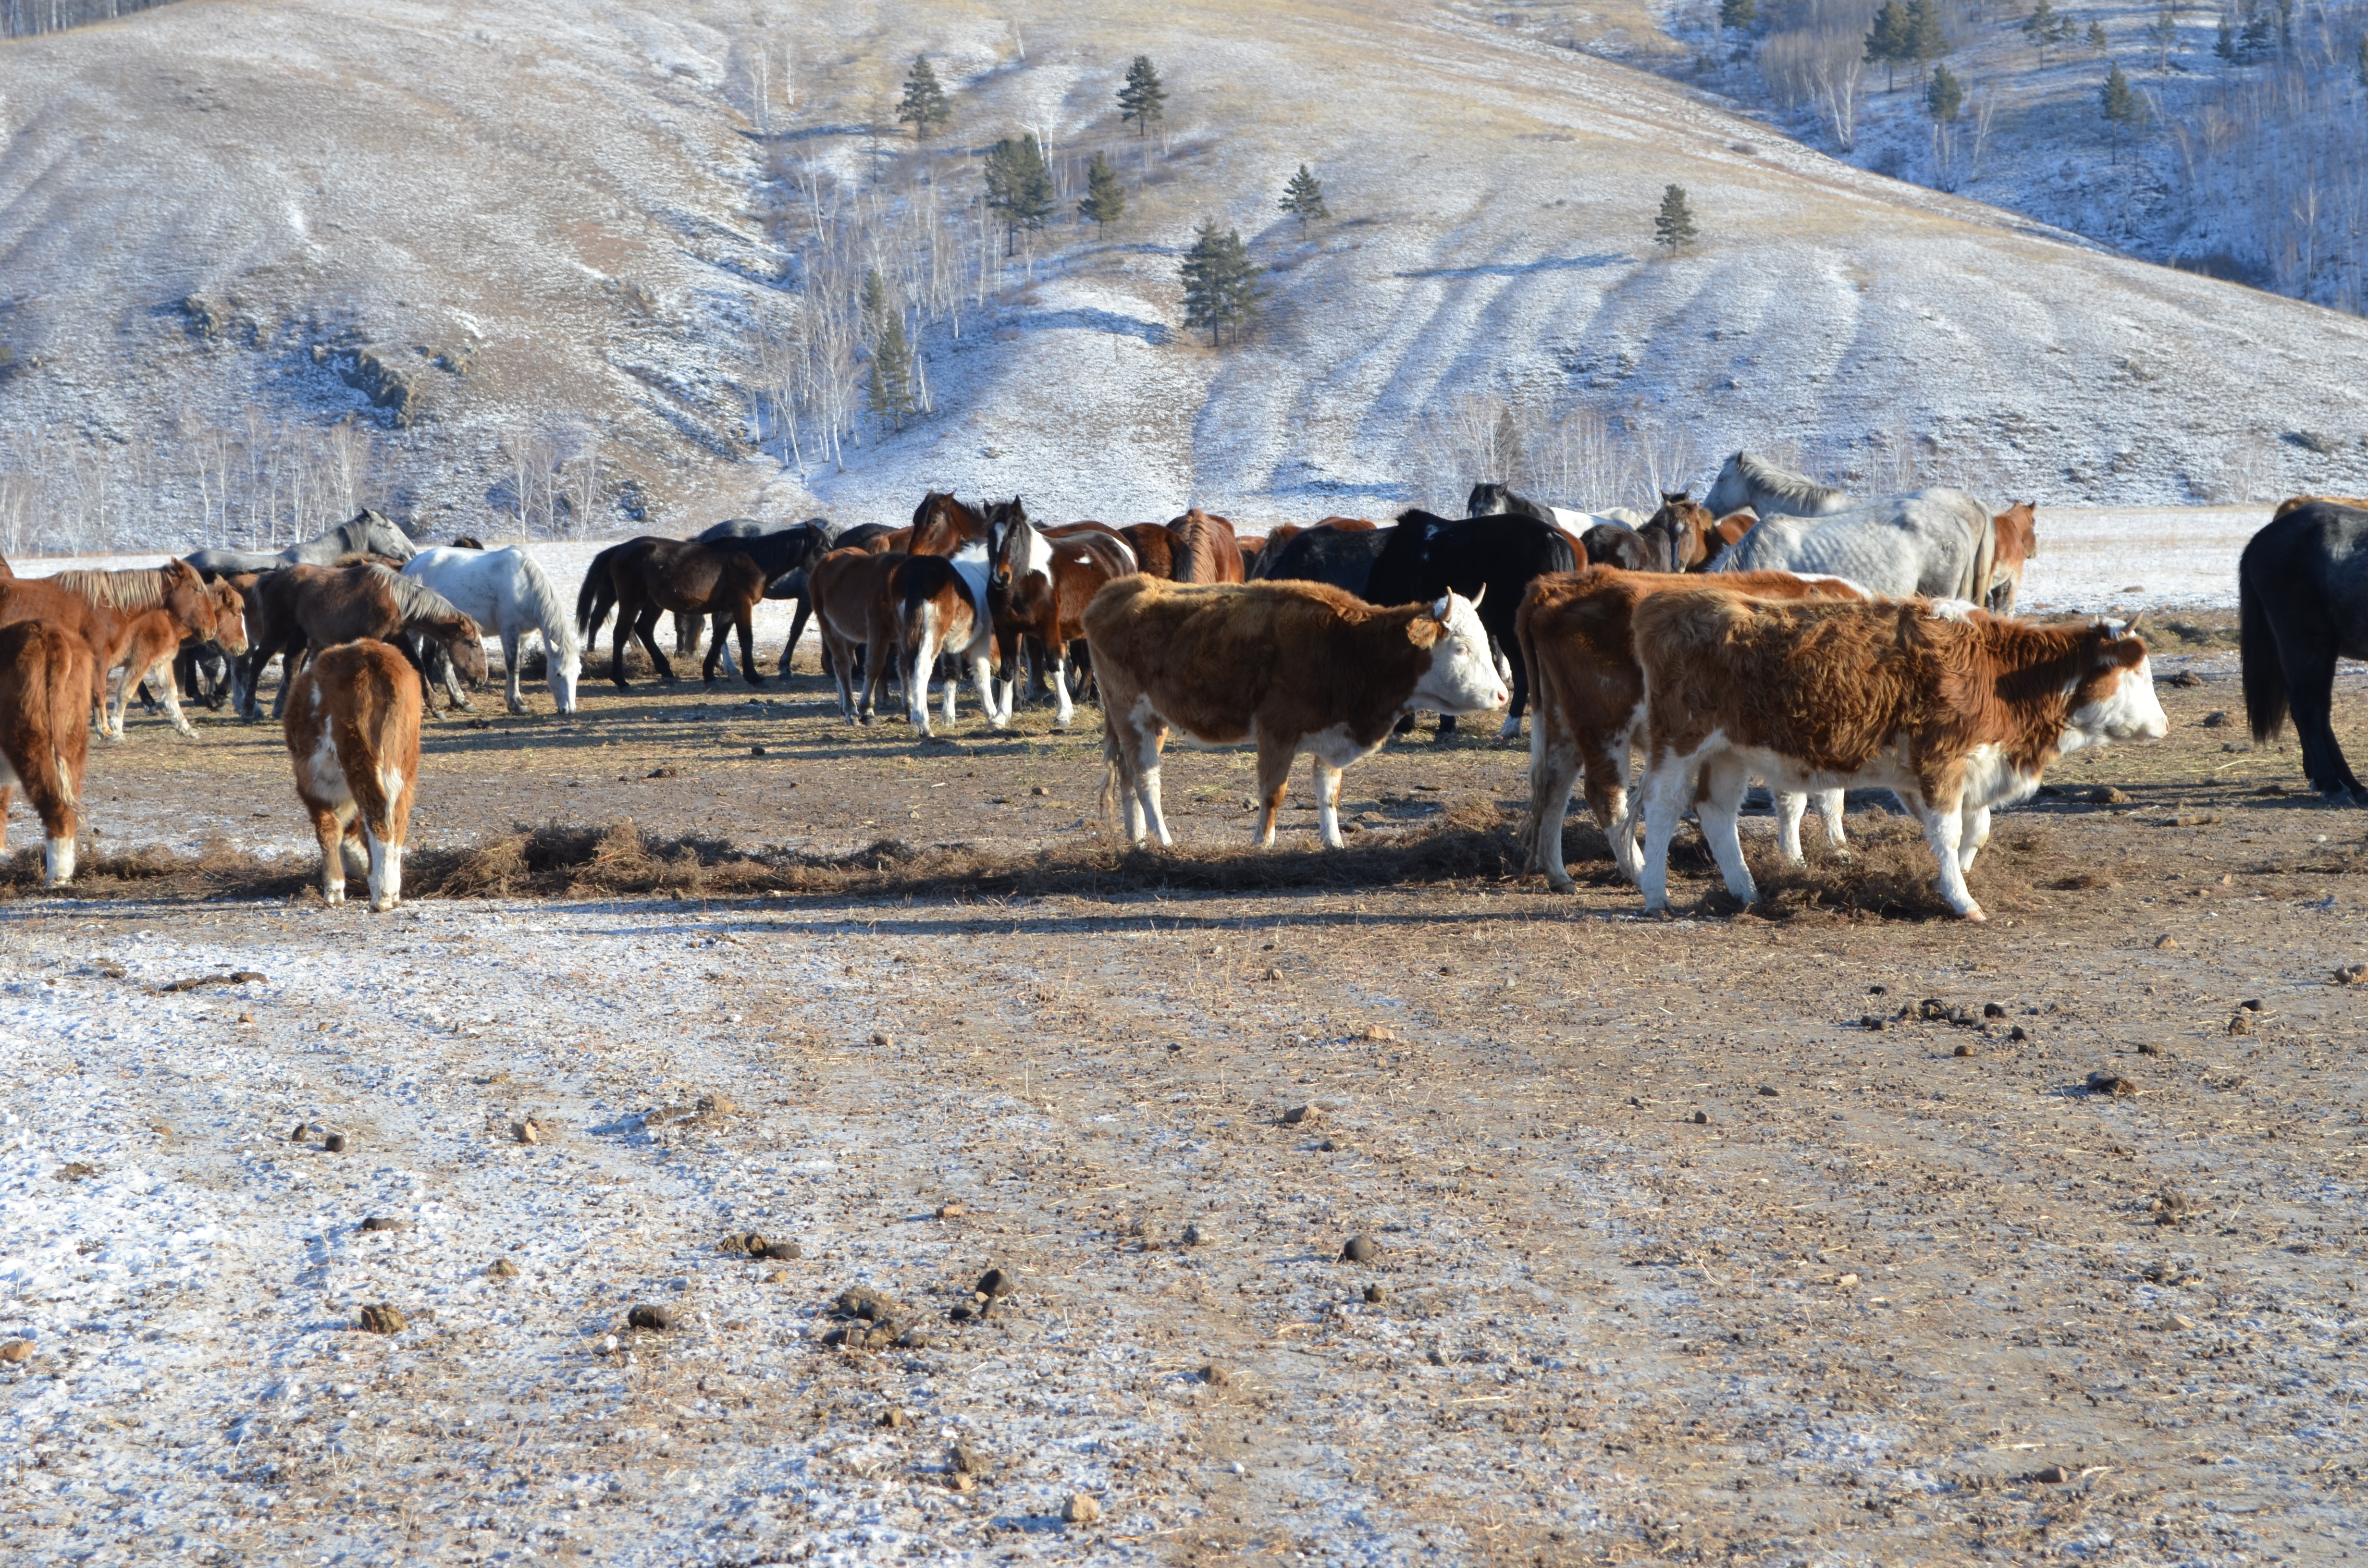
[403,547,581,713]
[1167,509,1246,584]
[0,620,94,886]
[810,548,908,724]
[283,638,422,911]
[246,564,489,719]
[1368,510,1578,738]
[989,505,1133,727]
[2242,498,2368,802]
[576,538,766,689]
[1702,453,1852,521]
[185,510,418,577]
[1712,488,2006,607]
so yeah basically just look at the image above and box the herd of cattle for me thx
[0,454,2363,922]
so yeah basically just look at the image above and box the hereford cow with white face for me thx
[1085,576,1507,850]
[1633,591,2166,920]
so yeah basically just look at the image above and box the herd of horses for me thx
[0,449,2363,912]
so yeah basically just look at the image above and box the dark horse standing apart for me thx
[2242,498,2368,803]
[577,530,826,688]
[1367,510,1577,739]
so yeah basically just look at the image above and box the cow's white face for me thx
[2065,627,2168,751]
[1411,592,1508,715]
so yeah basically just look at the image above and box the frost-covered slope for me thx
[0,0,2362,543]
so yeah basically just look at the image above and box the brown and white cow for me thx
[283,638,423,911]
[1633,592,2166,920]
[0,620,95,887]
[1516,565,1873,891]
[1085,576,1506,849]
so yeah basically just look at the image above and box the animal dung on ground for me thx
[2008,1026,2030,1042]
[2034,1464,2072,1484]
[288,1120,309,1143]
[2091,786,2132,805]
[936,1200,966,1220]
[626,1303,678,1331]
[2333,964,2368,986]
[161,969,267,993]
[1201,1362,1231,1387]
[487,1257,520,1279]
[645,767,678,779]
[357,1303,407,1335]
[1062,1494,1100,1525]
[1953,1042,1976,1057]
[0,1340,32,1364]
[2228,1012,2256,1035]
[359,1215,409,1233]
[2240,997,2266,1011]
[1358,1023,1394,1041]
[1339,1234,1377,1264]
[1983,1002,2007,1018]
[879,1407,909,1429]
[2137,1040,2163,1055]
[1756,1085,1779,1098]
[952,1442,991,1475]
[1860,1014,1888,1031]
[1919,998,1951,1021]
[2085,1070,2138,1097]
[1364,1283,1388,1305]
[322,1132,348,1154]
[868,1030,893,1047]
[1690,1110,1710,1125]
[2152,1186,2200,1224]
[748,744,768,757]
[2200,710,2229,727]
[2169,669,2205,688]
[1180,1223,1211,1248]
[514,1118,540,1145]
[975,1267,1016,1299]
[1281,1103,1318,1125]
[825,1285,909,1349]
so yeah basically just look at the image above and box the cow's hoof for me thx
[1959,905,1988,922]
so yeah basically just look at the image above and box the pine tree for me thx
[982,135,1055,254]
[2215,11,2236,58]
[2024,0,2061,57]
[1866,0,1912,88]
[2356,30,2368,86]
[1926,61,1965,121]
[1279,164,1329,229]
[1179,220,1264,347]
[2087,19,2109,50]
[861,269,915,427]
[1719,0,1757,31]
[1653,184,1698,251]
[2100,61,2144,160]
[1118,55,1168,138]
[1077,150,1126,236]
[2148,7,2180,69]
[1906,0,1949,77]
[896,56,952,139]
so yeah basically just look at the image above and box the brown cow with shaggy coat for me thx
[1633,591,2165,920]
[0,621,94,887]
[1516,565,1872,891]
[1085,576,1506,850]
[283,639,423,911]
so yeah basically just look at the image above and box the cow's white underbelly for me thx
[1715,736,2035,808]
[0,752,17,790]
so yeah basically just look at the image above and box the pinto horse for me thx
[989,505,1134,727]
[0,620,94,886]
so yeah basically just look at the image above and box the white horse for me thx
[1703,453,1853,521]
[1711,488,2000,606]
[400,546,581,713]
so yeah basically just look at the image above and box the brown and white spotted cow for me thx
[283,638,423,911]
[1516,564,1873,891]
[0,620,95,887]
[1633,592,2166,920]
[1085,576,1506,850]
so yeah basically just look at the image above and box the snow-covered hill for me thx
[0,0,2363,550]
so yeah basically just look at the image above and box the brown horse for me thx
[1,562,216,736]
[1989,502,2038,612]
[990,504,1134,727]
[245,564,488,719]
[1121,523,1178,580]
[810,547,908,724]
[580,539,766,689]
[909,491,994,556]
[1642,492,1720,571]
[1167,509,1246,584]
[0,619,93,886]
[48,564,233,738]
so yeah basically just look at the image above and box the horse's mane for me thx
[366,564,468,627]
[1733,452,1847,508]
[49,567,169,613]
[509,552,578,658]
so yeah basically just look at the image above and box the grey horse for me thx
[185,510,418,577]
[1712,488,2005,609]
[1703,453,1853,522]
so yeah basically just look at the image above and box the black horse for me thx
[1256,523,1394,598]
[1367,510,1577,738]
[690,518,838,673]
[1466,482,1559,524]
[2241,499,2368,803]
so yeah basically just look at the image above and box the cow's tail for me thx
[2240,548,2287,744]
[577,545,618,641]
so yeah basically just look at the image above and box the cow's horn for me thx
[1468,584,1486,611]
[2123,610,2146,636]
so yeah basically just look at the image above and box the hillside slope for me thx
[0,0,2361,546]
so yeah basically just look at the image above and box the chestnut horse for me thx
[0,620,93,886]
[1167,509,1246,584]
[810,547,908,724]
[1121,524,1178,580]
[0,562,216,736]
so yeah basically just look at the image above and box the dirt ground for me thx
[5,624,2368,1566]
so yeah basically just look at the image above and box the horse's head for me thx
[1465,482,1512,518]
[356,509,418,562]
[159,559,217,634]
[208,581,250,654]
[911,491,988,555]
[1643,496,1716,571]
[985,497,1031,589]
[442,613,490,685]
[1702,454,1750,518]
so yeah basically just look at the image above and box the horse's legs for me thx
[1048,640,1075,729]
[2282,639,2367,799]
[269,640,310,721]
[971,649,1003,729]
[736,608,763,687]
[610,593,634,688]
[672,610,699,662]
[781,599,812,677]
[146,651,197,739]
[502,627,527,713]
[633,605,674,683]
[710,612,741,682]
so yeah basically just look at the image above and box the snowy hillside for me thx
[0,0,2364,552]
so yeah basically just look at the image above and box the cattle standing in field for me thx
[2241,498,2368,802]
[1167,509,1246,584]
[1367,510,1578,738]
[1516,566,1871,891]
[1631,591,2165,920]
[1085,577,1507,850]
[1702,453,1852,521]
[1712,488,2022,610]
[184,510,418,577]
[0,620,94,886]
[245,564,489,719]
[283,639,422,911]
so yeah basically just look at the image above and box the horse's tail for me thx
[1544,527,1578,577]
[2240,543,2288,745]
[576,545,618,640]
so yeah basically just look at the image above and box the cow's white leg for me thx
[1818,788,1850,858]
[1774,789,1809,865]
[44,835,75,887]
[1134,720,1172,848]
[1050,656,1074,729]
[1914,794,1985,919]
[1637,757,1696,913]
[1697,755,1758,906]
[365,825,403,912]
[1958,801,1992,872]
[1313,757,1346,849]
